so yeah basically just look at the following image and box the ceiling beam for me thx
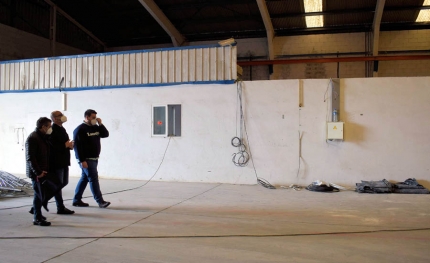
[256,0,275,62]
[44,0,106,49]
[372,0,386,77]
[237,55,430,66]
[137,0,186,47]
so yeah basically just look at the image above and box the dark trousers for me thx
[73,160,104,204]
[53,167,69,209]
[31,179,43,220]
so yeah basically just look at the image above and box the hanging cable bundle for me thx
[232,81,275,189]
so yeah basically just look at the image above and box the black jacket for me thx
[73,122,109,162]
[25,128,50,179]
[49,123,71,169]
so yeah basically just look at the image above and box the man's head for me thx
[84,109,98,125]
[36,117,52,134]
[51,110,67,126]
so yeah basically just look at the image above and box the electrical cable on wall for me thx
[231,81,275,189]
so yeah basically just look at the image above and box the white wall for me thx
[1,77,430,187]
[0,23,86,61]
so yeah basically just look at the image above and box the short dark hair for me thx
[36,117,52,129]
[84,109,97,118]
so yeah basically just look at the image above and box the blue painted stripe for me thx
[0,80,236,93]
[0,42,236,65]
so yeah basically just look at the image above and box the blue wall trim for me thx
[0,42,237,65]
[0,80,236,93]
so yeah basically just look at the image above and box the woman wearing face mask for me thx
[25,117,53,226]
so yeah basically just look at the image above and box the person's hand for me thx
[81,161,88,169]
[65,140,73,149]
[96,118,102,125]
[37,171,47,178]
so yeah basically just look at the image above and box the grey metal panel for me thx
[0,45,237,91]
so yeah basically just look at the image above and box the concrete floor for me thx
[0,177,429,263]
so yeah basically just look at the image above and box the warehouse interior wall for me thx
[1,77,429,187]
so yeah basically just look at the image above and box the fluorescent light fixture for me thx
[416,0,430,22]
[303,0,324,28]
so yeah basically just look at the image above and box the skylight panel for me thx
[416,0,430,22]
[303,0,324,27]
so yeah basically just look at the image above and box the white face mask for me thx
[46,127,53,135]
[90,119,98,125]
[60,115,67,123]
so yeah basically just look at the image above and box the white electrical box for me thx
[327,122,344,140]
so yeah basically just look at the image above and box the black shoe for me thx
[98,201,111,208]
[29,207,46,221]
[72,200,89,207]
[57,207,75,215]
[33,219,51,226]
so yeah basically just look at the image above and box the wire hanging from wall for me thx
[232,81,275,189]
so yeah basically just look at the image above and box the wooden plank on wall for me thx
[168,50,175,83]
[94,56,99,87]
[33,61,39,89]
[203,48,210,81]
[135,53,142,84]
[44,60,49,89]
[65,58,71,88]
[60,59,66,89]
[123,54,129,85]
[129,53,136,85]
[224,46,232,80]
[161,51,168,83]
[88,56,94,87]
[182,49,188,82]
[217,47,224,80]
[189,49,196,82]
[144,52,151,84]
[0,64,4,90]
[8,63,14,90]
[210,47,217,81]
[105,55,111,86]
[5,64,10,91]
[25,62,31,90]
[99,56,105,86]
[111,55,117,86]
[231,46,237,80]
[76,57,82,88]
[195,49,202,81]
[54,59,60,89]
[71,58,77,88]
[117,54,124,86]
[18,63,24,90]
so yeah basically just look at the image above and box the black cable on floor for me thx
[0,136,172,211]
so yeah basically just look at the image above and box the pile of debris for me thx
[356,178,429,194]
[0,170,32,198]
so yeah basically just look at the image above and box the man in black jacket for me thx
[25,117,52,226]
[49,110,75,214]
[72,109,111,208]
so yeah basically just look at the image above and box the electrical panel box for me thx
[327,122,344,140]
